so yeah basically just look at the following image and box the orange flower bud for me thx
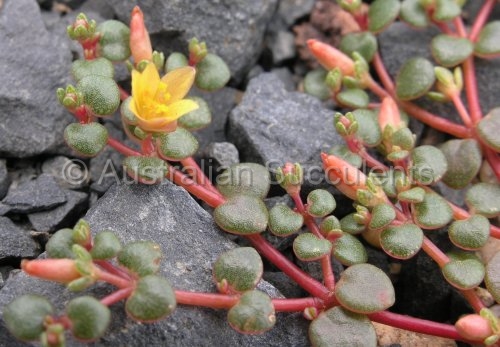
[379,97,402,131]
[321,152,366,200]
[130,6,153,63]
[21,259,82,284]
[307,39,355,76]
[455,314,493,341]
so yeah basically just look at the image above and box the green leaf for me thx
[340,213,366,235]
[214,195,269,235]
[413,191,453,229]
[227,290,275,334]
[77,75,120,116]
[268,204,304,237]
[352,109,382,147]
[410,145,448,185]
[485,251,500,303]
[293,233,332,261]
[306,189,336,218]
[335,263,395,314]
[97,20,131,62]
[397,187,425,203]
[380,224,423,259]
[117,241,162,277]
[120,97,138,125]
[217,163,270,199]
[368,0,401,33]
[476,108,500,152]
[329,145,362,168]
[396,57,435,100]
[400,0,429,28]
[165,52,188,72]
[64,122,108,157]
[126,275,176,322]
[465,183,500,218]
[442,252,485,290]
[432,0,461,22]
[90,231,122,260]
[431,35,473,67]
[474,21,500,58]
[72,58,114,82]
[195,53,230,91]
[332,233,368,266]
[440,139,482,189]
[340,32,378,63]
[156,127,199,161]
[449,215,490,250]
[46,228,75,258]
[337,89,370,108]
[369,203,396,230]
[123,156,168,184]
[4,295,54,341]
[303,69,330,101]
[178,97,212,131]
[391,127,415,151]
[67,296,110,341]
[309,306,376,347]
[213,247,263,293]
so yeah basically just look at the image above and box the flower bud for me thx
[130,6,153,63]
[307,39,355,76]
[67,13,97,41]
[336,0,362,12]
[455,314,494,341]
[379,97,402,131]
[434,66,461,98]
[325,68,343,93]
[22,259,81,284]
[188,37,208,65]
[322,152,367,201]
[275,163,303,195]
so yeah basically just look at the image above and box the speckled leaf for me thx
[368,0,401,33]
[214,195,268,235]
[213,247,263,293]
[477,108,500,152]
[442,252,485,290]
[474,21,500,58]
[195,53,230,91]
[440,139,481,189]
[121,97,138,125]
[449,215,490,250]
[337,89,370,108]
[400,0,429,28]
[227,290,276,334]
[178,97,212,131]
[217,163,270,199]
[340,213,366,235]
[268,204,304,237]
[332,233,367,266]
[97,20,130,62]
[380,224,423,259]
[485,251,500,303]
[396,57,435,100]
[309,306,376,347]
[293,233,332,261]
[90,231,122,260]
[413,191,453,229]
[4,295,54,341]
[67,296,110,341]
[307,189,336,218]
[64,122,108,157]
[431,35,473,67]
[353,109,381,147]
[72,58,114,82]
[117,241,162,277]
[465,183,500,218]
[304,69,330,101]
[432,0,461,22]
[329,145,362,168]
[156,127,199,161]
[369,203,396,230]
[320,215,342,233]
[77,75,120,116]
[165,52,188,72]
[391,127,415,151]
[335,263,395,314]
[46,228,75,259]
[123,156,168,184]
[340,32,378,62]
[397,187,425,203]
[126,275,176,322]
[410,145,448,185]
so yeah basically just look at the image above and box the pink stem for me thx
[462,57,483,123]
[484,147,500,181]
[175,291,238,309]
[272,297,324,312]
[453,17,467,37]
[450,94,473,128]
[94,260,132,281]
[469,0,496,42]
[107,137,141,157]
[372,53,395,94]
[95,267,132,289]
[100,287,134,306]
[180,157,222,197]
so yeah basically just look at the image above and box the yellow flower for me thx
[130,63,199,132]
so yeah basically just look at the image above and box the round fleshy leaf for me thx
[431,35,473,67]
[332,233,367,266]
[380,224,423,259]
[77,75,120,116]
[395,57,435,100]
[368,0,401,33]
[442,252,485,290]
[432,0,461,22]
[123,156,168,184]
[125,275,176,322]
[268,204,304,237]
[477,108,500,152]
[465,183,500,218]
[67,296,110,341]
[309,306,376,347]
[440,139,481,189]
[64,122,108,157]
[97,20,131,62]
[195,53,230,91]
[293,233,332,261]
[213,247,263,293]
[485,251,500,303]
[320,215,341,233]
[117,241,162,277]
[353,109,381,147]
[90,231,122,260]
[303,69,330,101]
[413,191,453,229]
[335,263,395,314]
[340,32,378,63]
[340,213,366,235]
[156,127,199,161]
[216,163,270,199]
[121,97,138,125]
[369,203,396,230]
[329,145,362,168]
[227,290,276,334]
[391,127,415,151]
[410,145,448,185]
[337,89,369,108]
[178,97,212,131]
[397,187,425,203]
[72,58,114,82]
[474,21,500,58]
[4,295,54,341]
[214,195,268,235]
[400,0,429,28]
[449,215,490,251]
[306,189,336,218]
[46,228,75,258]
[165,52,188,72]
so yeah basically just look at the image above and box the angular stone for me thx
[200,142,240,179]
[0,0,73,157]
[269,31,296,64]
[0,217,39,260]
[41,156,89,190]
[0,160,9,200]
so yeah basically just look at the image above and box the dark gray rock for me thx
[78,0,116,19]
[107,0,278,84]
[276,0,316,27]
[2,174,67,214]
[42,156,90,190]
[269,31,296,64]
[200,142,240,179]
[0,0,73,158]
[0,182,309,346]
[0,204,10,217]
[28,190,88,233]
[263,271,306,298]
[0,217,39,260]
[271,67,297,91]
[0,160,9,200]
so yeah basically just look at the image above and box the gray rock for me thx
[0,0,73,158]
[0,204,10,217]
[271,67,297,91]
[41,156,90,190]
[269,30,296,64]
[0,160,9,200]
[2,174,67,214]
[107,0,278,83]
[0,217,39,260]
[263,271,306,298]
[276,0,316,27]
[78,0,116,19]
[0,182,309,346]
[28,190,88,233]
[200,142,240,178]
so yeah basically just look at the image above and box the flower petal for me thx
[132,63,160,108]
[164,99,199,121]
[161,66,196,102]
[137,118,178,133]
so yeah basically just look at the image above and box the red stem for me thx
[469,0,496,42]
[484,147,500,181]
[421,237,449,268]
[175,290,238,309]
[346,137,389,171]
[180,157,222,197]
[462,57,483,123]
[453,17,467,37]
[372,53,395,94]
[94,260,132,281]
[272,297,324,312]
[450,94,473,128]
[107,137,141,157]
[95,267,132,289]
[100,287,134,306]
